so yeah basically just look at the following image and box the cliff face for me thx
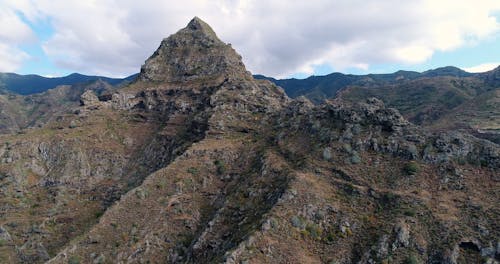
[0,18,498,264]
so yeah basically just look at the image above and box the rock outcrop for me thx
[138,17,249,83]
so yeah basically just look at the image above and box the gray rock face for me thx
[423,132,500,168]
[110,92,136,110]
[0,226,12,242]
[322,147,332,160]
[138,17,248,83]
[80,90,99,106]
[394,222,410,248]
[277,96,500,169]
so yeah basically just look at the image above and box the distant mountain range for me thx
[0,66,488,97]
[0,72,137,95]
[1,65,499,142]
[254,66,485,103]
[2,65,495,99]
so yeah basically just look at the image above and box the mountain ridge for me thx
[0,72,137,95]
[254,65,497,102]
[254,65,500,144]
[3,66,495,97]
[0,17,498,264]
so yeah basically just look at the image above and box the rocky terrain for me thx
[0,79,120,134]
[0,17,498,264]
[257,66,500,144]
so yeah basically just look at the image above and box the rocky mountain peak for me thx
[186,16,219,40]
[138,17,248,83]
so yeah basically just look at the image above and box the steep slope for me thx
[41,18,499,264]
[480,65,500,87]
[258,66,499,141]
[0,94,25,133]
[0,80,117,134]
[255,66,479,104]
[338,75,500,141]
[338,76,488,125]
[0,17,287,263]
[0,17,498,264]
[138,17,246,83]
[254,73,362,102]
[429,88,500,144]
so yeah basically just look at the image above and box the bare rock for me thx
[80,90,99,106]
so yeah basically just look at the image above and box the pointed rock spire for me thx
[186,16,219,40]
[138,17,248,83]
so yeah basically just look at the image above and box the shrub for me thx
[68,256,80,264]
[456,156,467,165]
[187,167,199,175]
[404,161,419,175]
[135,188,148,199]
[350,153,361,164]
[94,211,104,219]
[324,231,336,244]
[404,253,422,264]
[403,208,417,217]
[306,223,322,239]
[214,160,226,175]
[290,215,306,229]
[343,144,353,153]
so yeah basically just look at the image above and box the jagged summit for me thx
[186,16,219,40]
[138,17,248,83]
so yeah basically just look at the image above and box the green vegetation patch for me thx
[403,161,419,175]
[187,167,199,175]
[214,159,226,175]
[68,256,80,264]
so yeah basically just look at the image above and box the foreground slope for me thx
[0,18,498,264]
[47,18,499,264]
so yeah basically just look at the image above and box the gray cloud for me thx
[4,0,500,77]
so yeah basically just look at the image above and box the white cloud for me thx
[0,3,35,72]
[463,62,500,73]
[0,43,29,72]
[0,9,34,43]
[2,0,500,77]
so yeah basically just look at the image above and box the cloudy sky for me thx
[1,0,500,78]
